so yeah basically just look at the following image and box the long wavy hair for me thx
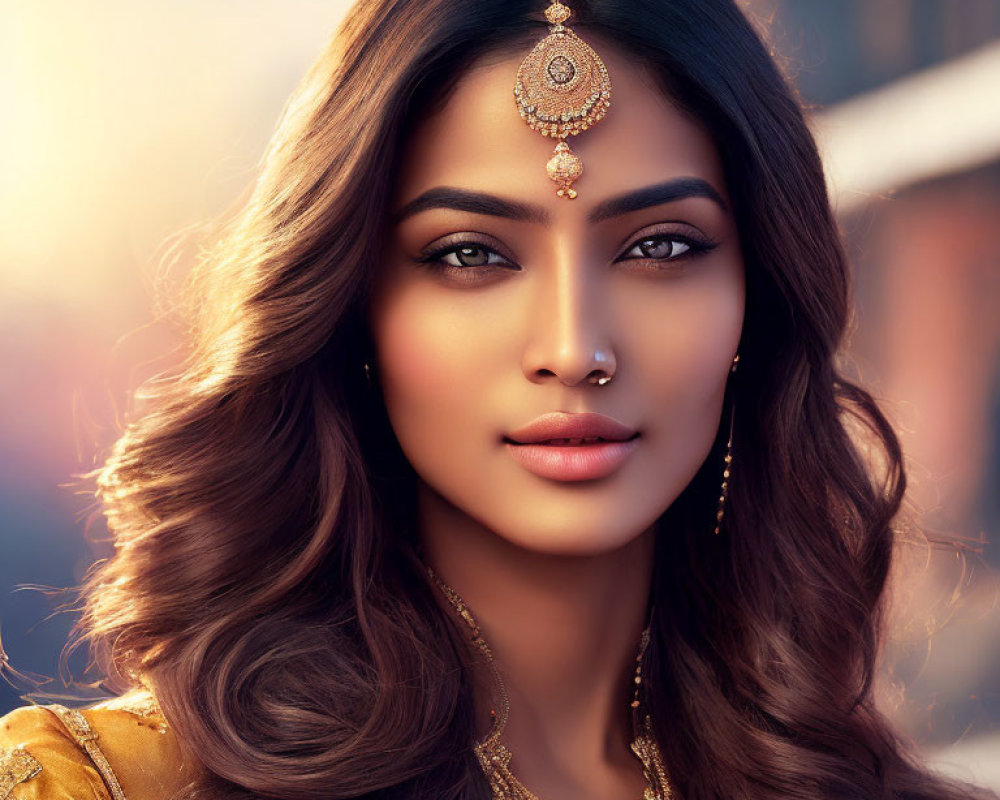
[73,1,997,798]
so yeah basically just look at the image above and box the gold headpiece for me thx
[513,1,612,199]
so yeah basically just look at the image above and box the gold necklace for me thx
[426,566,672,800]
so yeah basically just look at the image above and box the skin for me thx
[370,36,745,800]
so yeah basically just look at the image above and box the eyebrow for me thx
[391,178,728,227]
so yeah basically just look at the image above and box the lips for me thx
[504,412,639,445]
[503,412,640,481]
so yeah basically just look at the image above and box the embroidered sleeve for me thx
[1,690,186,800]
[0,705,113,800]
[0,746,41,798]
[86,688,191,800]
[45,704,128,800]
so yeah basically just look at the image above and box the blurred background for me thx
[1,0,998,788]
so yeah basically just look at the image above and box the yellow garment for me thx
[0,688,190,800]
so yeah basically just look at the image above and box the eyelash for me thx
[417,231,717,276]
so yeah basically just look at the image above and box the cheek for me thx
[373,289,462,415]
[627,266,743,393]
[370,279,501,465]
[374,293,454,403]
[620,262,744,468]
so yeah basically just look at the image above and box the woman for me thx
[0,0,995,798]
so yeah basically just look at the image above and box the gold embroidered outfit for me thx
[0,689,188,800]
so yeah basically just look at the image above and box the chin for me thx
[412,444,691,560]
[482,504,662,558]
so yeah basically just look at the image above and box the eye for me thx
[617,233,712,265]
[428,242,515,269]
[415,235,520,285]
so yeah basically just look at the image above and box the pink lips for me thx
[503,412,640,481]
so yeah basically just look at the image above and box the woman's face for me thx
[370,40,745,556]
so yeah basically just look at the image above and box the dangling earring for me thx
[363,360,374,387]
[714,354,738,536]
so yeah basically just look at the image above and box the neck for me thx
[418,481,656,793]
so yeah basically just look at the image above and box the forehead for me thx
[392,37,728,215]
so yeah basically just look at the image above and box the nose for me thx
[520,249,617,387]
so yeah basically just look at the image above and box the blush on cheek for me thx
[652,324,740,407]
[374,295,469,410]
[683,288,744,400]
[686,335,737,401]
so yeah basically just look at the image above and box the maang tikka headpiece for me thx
[514,0,612,199]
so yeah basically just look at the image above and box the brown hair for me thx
[74,1,997,798]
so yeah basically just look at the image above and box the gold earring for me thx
[714,353,739,536]
[630,625,649,710]
[514,0,612,199]
[363,360,373,386]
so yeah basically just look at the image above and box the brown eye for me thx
[622,235,691,261]
[418,239,518,272]
[445,244,496,268]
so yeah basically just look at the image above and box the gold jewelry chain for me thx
[426,566,672,800]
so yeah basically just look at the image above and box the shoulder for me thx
[0,688,192,800]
